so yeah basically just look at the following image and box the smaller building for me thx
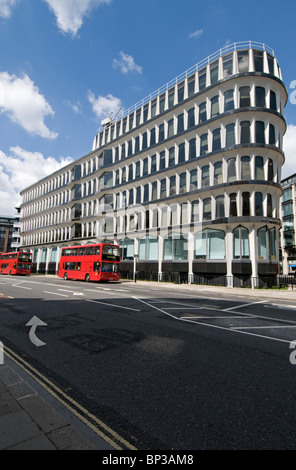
[0,217,15,253]
[11,205,21,251]
[281,173,296,274]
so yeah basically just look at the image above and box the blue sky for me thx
[0,0,296,216]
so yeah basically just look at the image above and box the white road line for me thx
[231,325,296,330]
[43,291,69,297]
[222,300,266,311]
[133,296,292,345]
[12,284,32,290]
[86,299,141,312]
[181,315,242,319]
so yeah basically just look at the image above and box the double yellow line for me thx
[3,345,137,450]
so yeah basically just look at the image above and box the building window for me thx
[199,102,207,123]
[150,128,156,146]
[241,156,251,180]
[229,193,237,217]
[201,165,209,188]
[152,181,158,200]
[188,75,195,97]
[159,94,165,113]
[224,89,234,112]
[269,124,276,145]
[255,192,263,216]
[169,176,176,196]
[160,151,166,170]
[199,68,207,90]
[191,200,200,222]
[253,50,264,72]
[267,158,274,181]
[168,88,175,108]
[203,197,212,221]
[255,121,265,144]
[238,50,249,73]
[178,143,185,163]
[178,82,185,103]
[255,156,264,179]
[240,121,250,144]
[215,195,225,218]
[267,193,273,217]
[177,113,184,133]
[270,91,277,111]
[190,169,197,191]
[179,172,187,194]
[239,86,250,107]
[139,236,158,260]
[210,60,219,84]
[200,133,208,155]
[211,96,219,118]
[181,202,188,225]
[159,124,165,142]
[233,226,250,259]
[255,87,266,107]
[119,238,134,260]
[160,179,166,198]
[214,161,223,185]
[242,192,250,216]
[226,123,235,147]
[227,158,236,182]
[164,233,188,260]
[151,155,157,173]
[188,108,195,128]
[169,147,175,167]
[167,119,174,138]
[194,229,225,260]
[212,128,221,151]
[223,53,233,77]
[189,138,196,159]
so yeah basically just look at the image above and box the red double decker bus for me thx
[0,251,32,276]
[58,243,120,282]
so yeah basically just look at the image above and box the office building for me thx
[19,41,287,287]
[281,173,296,274]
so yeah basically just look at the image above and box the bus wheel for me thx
[63,273,68,280]
[85,274,90,282]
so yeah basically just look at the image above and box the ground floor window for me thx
[163,233,187,260]
[119,238,134,260]
[233,226,249,259]
[194,229,225,260]
[139,236,158,260]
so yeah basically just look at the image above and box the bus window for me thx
[76,262,81,271]
[94,247,100,255]
[64,262,70,270]
[69,262,76,270]
[65,249,72,256]
[78,247,86,256]
[86,246,94,255]
[72,248,78,256]
[93,262,100,272]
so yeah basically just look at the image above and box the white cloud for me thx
[189,29,204,39]
[0,0,19,18]
[113,51,143,75]
[282,124,296,179]
[0,72,58,139]
[88,91,121,121]
[44,0,112,36]
[0,146,73,216]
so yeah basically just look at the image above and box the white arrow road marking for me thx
[26,316,47,347]
[0,341,4,364]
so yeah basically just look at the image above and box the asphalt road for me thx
[1,275,296,450]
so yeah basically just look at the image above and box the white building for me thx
[20,41,287,287]
[281,173,296,274]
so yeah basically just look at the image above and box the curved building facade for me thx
[20,42,287,287]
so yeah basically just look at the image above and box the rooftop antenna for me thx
[101,107,122,129]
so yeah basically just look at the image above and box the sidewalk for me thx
[0,359,113,450]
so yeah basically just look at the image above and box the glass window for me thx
[188,75,195,97]
[233,226,249,259]
[179,172,187,193]
[212,128,221,151]
[159,93,165,113]
[229,193,237,217]
[160,179,166,198]
[255,192,263,216]
[136,186,141,204]
[215,195,225,218]
[168,89,175,108]
[258,226,267,259]
[226,123,235,147]
[200,134,208,155]
[151,181,157,200]
[159,151,166,170]
[255,156,264,179]
[239,86,250,107]
[242,192,250,216]
[201,165,209,188]
[143,158,148,176]
[224,89,234,112]
[143,104,148,122]
[178,143,185,163]
[199,102,207,123]
[191,200,199,222]
[143,184,149,202]
[270,91,277,111]
[240,121,250,144]
[178,82,184,103]
[267,193,273,217]
[142,132,147,150]
[159,124,164,142]
[129,188,134,205]
[139,237,158,261]
[255,87,266,107]
[169,176,176,196]
[119,238,134,260]
[128,139,133,156]
[188,108,195,128]
[227,158,236,182]
[223,53,233,77]
[282,202,293,217]
[282,188,292,203]
[267,158,274,181]
[151,154,157,173]
[161,207,168,226]
[181,202,188,225]
[150,128,156,146]
[189,138,196,159]
[195,229,225,260]
[214,161,223,185]
[167,119,174,138]
[253,50,264,72]
[151,99,157,118]
[203,197,212,221]
[211,96,219,118]
[255,121,265,144]
[238,50,249,73]
[199,68,206,90]
[177,113,184,133]
[190,169,198,191]
[210,61,219,84]
[241,156,251,180]
[269,124,275,145]
[135,161,141,178]
[169,147,175,167]
[164,233,187,260]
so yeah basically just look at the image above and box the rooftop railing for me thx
[96,41,275,136]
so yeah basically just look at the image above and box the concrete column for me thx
[249,225,258,288]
